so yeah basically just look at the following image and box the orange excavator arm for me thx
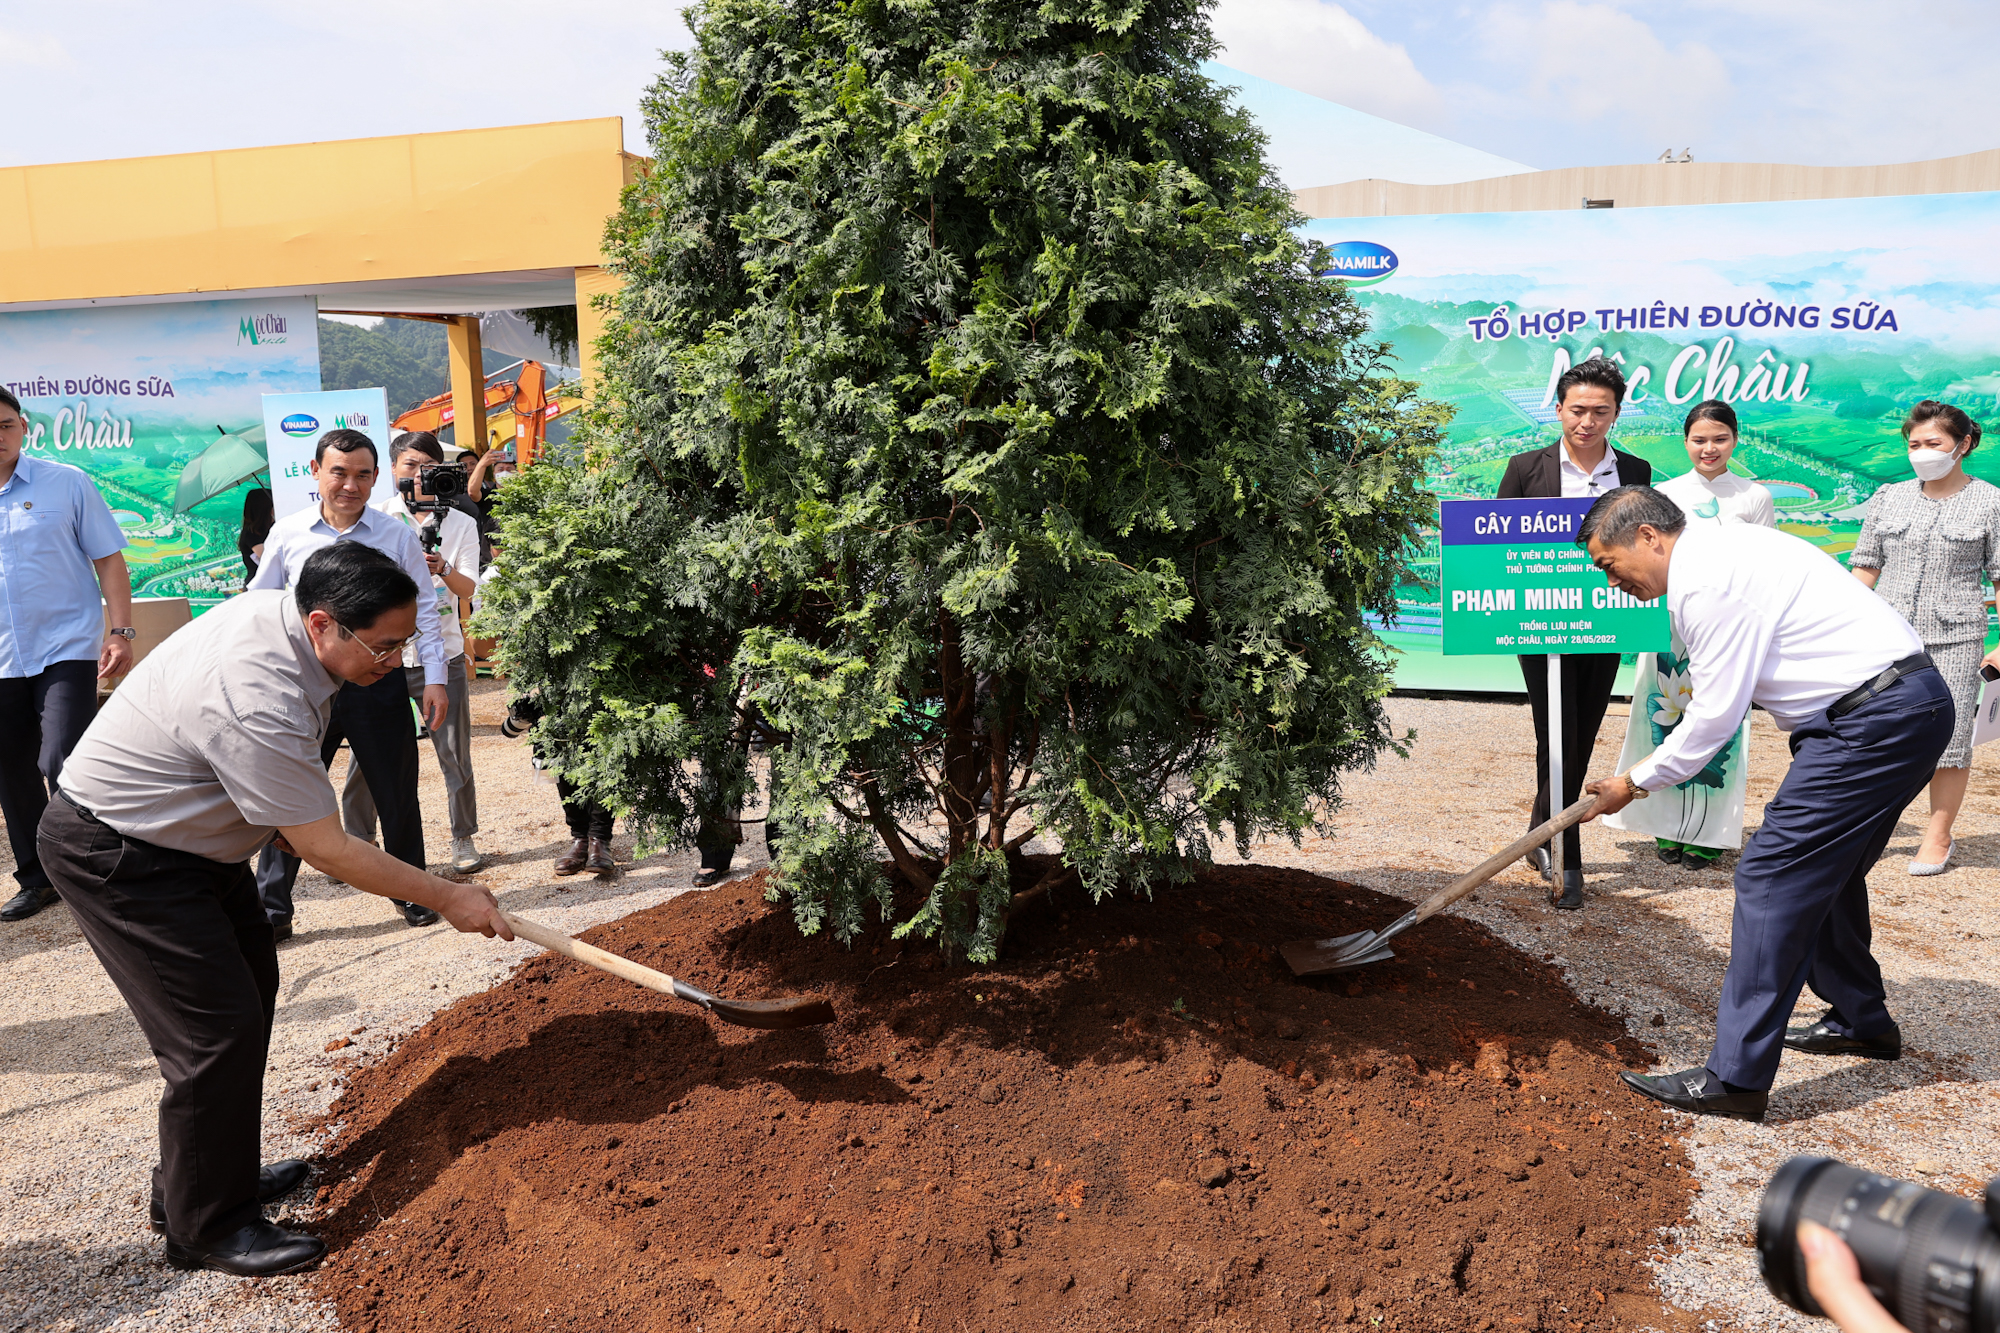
[511,359,548,467]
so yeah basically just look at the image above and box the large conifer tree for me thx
[481,0,1447,960]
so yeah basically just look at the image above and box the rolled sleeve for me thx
[199,711,337,830]
[443,509,480,581]
[1848,489,1887,570]
[1627,587,1769,791]
[75,479,130,561]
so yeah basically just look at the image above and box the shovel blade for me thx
[1280,931,1396,977]
[674,980,837,1030]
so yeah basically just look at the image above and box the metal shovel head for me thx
[672,980,836,1030]
[1281,931,1397,977]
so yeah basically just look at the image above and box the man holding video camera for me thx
[248,429,448,936]
[339,432,486,874]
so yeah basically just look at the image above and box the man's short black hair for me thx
[1554,356,1628,409]
[295,542,418,629]
[315,428,379,468]
[1577,485,1686,549]
[390,430,445,466]
[0,387,21,417]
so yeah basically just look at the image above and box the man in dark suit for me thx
[1496,356,1651,909]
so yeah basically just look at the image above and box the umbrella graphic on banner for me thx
[174,424,270,514]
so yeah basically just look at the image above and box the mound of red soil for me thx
[307,863,1692,1332]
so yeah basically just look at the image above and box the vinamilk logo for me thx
[237,313,290,345]
[279,413,320,436]
[1318,241,1399,287]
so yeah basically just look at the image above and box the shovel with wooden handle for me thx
[1280,786,1640,976]
[502,911,836,1030]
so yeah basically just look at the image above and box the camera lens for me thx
[1757,1155,2000,1332]
[499,713,527,739]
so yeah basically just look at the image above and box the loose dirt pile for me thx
[307,862,1693,1332]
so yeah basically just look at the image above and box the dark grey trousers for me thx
[38,794,275,1244]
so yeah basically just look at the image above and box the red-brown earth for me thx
[305,861,1695,1332]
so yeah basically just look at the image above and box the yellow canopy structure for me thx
[0,118,640,444]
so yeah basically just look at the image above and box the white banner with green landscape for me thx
[1305,191,2000,690]
[0,296,321,611]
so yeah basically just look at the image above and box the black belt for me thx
[1827,652,1934,720]
[57,787,103,824]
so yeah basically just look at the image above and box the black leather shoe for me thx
[585,836,616,876]
[1784,1014,1901,1061]
[1554,865,1584,910]
[151,1160,312,1235]
[395,899,441,928]
[164,1220,325,1276]
[270,917,293,943]
[1656,844,1683,864]
[1618,1066,1767,1121]
[1,885,59,921]
[1526,846,1552,883]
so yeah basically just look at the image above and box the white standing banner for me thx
[262,388,392,520]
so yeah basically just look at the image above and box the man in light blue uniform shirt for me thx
[247,428,447,935]
[0,387,137,922]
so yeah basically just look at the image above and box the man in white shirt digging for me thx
[1578,485,1949,1122]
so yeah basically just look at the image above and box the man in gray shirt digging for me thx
[40,543,513,1277]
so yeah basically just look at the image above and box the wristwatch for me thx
[108,627,137,640]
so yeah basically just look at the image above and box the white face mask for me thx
[1909,446,1960,482]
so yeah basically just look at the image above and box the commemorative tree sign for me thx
[481,0,1447,959]
[1440,495,1667,882]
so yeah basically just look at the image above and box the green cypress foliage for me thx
[480,0,1447,960]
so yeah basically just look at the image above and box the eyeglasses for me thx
[332,619,408,664]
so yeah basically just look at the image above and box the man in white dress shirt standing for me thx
[339,432,486,874]
[248,429,448,935]
[1495,357,1653,908]
[1578,486,1950,1121]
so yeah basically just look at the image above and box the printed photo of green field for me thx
[1306,193,2000,689]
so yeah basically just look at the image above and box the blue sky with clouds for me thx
[3,1,1997,181]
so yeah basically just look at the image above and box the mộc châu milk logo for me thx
[333,413,369,429]
[236,312,290,345]
[279,413,320,437]
[1317,241,1399,287]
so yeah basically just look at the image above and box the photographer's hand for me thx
[1799,1222,1909,1333]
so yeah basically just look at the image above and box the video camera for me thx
[1758,1155,2000,1331]
[396,463,469,554]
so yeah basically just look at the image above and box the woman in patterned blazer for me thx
[1849,400,2000,874]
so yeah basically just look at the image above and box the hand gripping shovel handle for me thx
[500,911,836,1030]
[1283,786,1637,975]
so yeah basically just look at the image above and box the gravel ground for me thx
[4,686,1996,1332]
[1254,695,2000,1332]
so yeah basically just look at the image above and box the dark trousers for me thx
[0,660,97,890]
[697,814,781,872]
[255,667,424,921]
[1708,669,1952,1090]
[1518,652,1621,865]
[557,776,615,842]
[37,795,275,1244]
